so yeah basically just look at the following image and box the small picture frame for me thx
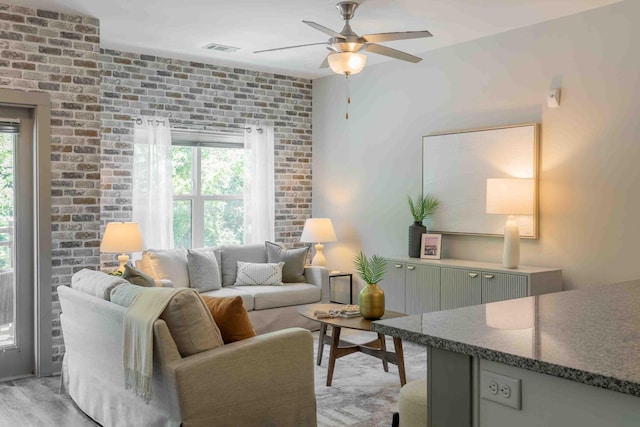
[420,233,442,259]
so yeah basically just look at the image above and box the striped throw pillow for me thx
[234,261,284,286]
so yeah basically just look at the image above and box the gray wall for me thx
[313,0,639,291]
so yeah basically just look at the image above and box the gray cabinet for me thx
[380,260,406,313]
[406,263,440,314]
[481,272,528,303]
[384,257,562,315]
[441,267,481,310]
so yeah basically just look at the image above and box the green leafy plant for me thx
[353,252,387,284]
[407,194,440,223]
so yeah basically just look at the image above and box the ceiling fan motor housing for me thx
[336,2,359,21]
[327,38,365,53]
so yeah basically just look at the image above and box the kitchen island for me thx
[372,280,640,426]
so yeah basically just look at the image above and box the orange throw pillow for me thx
[200,295,256,344]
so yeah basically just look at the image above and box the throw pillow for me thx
[219,244,268,287]
[121,263,156,287]
[265,241,310,283]
[71,268,128,301]
[160,289,224,357]
[110,283,146,307]
[200,296,256,344]
[143,248,190,287]
[187,249,222,292]
[234,261,284,286]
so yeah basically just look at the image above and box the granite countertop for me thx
[372,280,640,397]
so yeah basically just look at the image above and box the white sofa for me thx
[58,272,317,427]
[136,243,329,334]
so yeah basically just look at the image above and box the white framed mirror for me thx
[422,123,539,238]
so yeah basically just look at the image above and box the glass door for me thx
[0,106,34,379]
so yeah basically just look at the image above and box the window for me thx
[0,125,16,347]
[171,131,245,249]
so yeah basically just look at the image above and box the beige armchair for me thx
[58,285,317,427]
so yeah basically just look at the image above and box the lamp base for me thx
[311,243,327,267]
[117,253,129,273]
[503,216,520,269]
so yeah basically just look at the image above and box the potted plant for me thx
[407,194,439,258]
[353,251,387,320]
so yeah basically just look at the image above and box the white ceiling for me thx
[9,0,623,79]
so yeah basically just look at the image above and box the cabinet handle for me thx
[484,274,495,279]
[394,264,403,268]
[407,265,416,270]
[468,273,478,278]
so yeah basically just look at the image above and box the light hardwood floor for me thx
[0,375,98,426]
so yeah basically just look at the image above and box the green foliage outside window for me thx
[173,200,192,249]
[203,199,243,246]
[0,133,14,269]
[172,143,244,248]
[172,146,192,195]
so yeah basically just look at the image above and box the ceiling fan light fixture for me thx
[327,52,367,75]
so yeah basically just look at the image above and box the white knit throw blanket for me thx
[123,287,184,402]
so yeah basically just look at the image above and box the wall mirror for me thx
[422,123,539,238]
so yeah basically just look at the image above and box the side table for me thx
[329,272,353,304]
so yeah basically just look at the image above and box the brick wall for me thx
[2,4,313,365]
[0,4,101,366]
[99,49,313,268]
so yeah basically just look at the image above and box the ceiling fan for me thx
[254,1,432,75]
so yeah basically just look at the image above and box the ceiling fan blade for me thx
[254,42,328,54]
[303,21,346,39]
[363,30,433,43]
[320,56,329,69]
[365,43,422,63]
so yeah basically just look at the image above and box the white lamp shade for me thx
[300,218,337,243]
[100,222,145,253]
[486,178,534,215]
[486,297,535,330]
[327,52,367,75]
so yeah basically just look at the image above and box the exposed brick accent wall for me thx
[100,49,313,269]
[1,3,313,369]
[0,4,100,366]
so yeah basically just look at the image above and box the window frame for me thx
[171,130,244,249]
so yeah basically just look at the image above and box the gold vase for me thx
[359,283,385,320]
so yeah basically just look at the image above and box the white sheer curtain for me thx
[243,125,275,244]
[132,118,174,249]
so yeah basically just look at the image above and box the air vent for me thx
[202,43,240,53]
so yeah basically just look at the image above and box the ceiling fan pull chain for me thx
[345,73,350,120]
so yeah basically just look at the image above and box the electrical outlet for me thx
[488,381,498,395]
[480,370,521,410]
[499,384,511,398]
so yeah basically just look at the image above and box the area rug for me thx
[313,329,427,427]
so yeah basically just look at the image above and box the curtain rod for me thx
[132,118,263,133]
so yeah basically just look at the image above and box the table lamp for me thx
[486,178,534,269]
[100,222,145,273]
[300,218,337,266]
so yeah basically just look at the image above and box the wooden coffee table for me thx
[298,303,407,386]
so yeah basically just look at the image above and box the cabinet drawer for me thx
[441,267,482,310]
[481,272,528,303]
